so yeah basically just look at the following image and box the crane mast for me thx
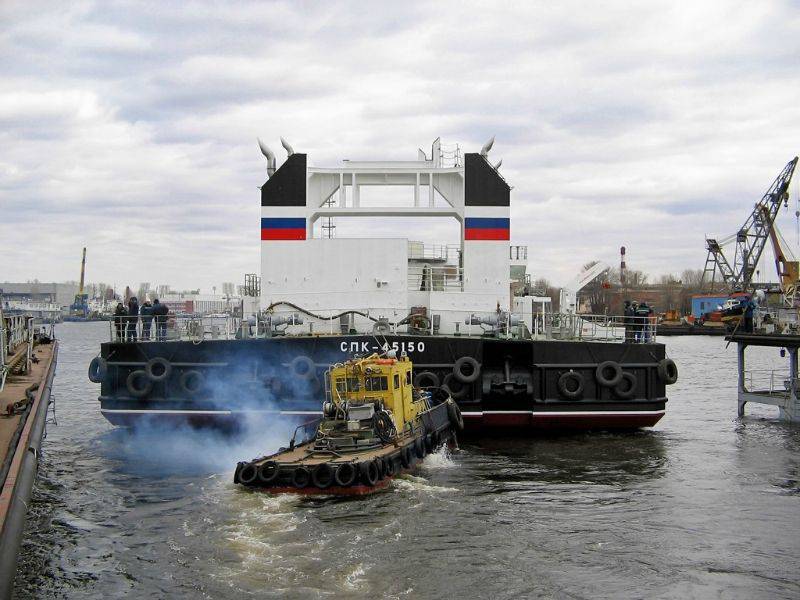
[703,157,798,292]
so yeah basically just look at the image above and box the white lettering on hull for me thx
[338,341,426,354]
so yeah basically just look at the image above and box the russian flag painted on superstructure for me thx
[261,217,306,240]
[464,217,510,240]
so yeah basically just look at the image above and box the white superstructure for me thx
[258,138,516,335]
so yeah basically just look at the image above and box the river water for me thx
[12,322,800,599]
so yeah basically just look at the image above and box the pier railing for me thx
[106,308,657,344]
[742,369,792,396]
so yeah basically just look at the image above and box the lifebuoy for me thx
[290,355,316,379]
[453,356,481,384]
[442,373,468,399]
[126,370,152,397]
[292,467,311,488]
[145,357,172,382]
[447,399,465,431]
[334,463,357,487]
[257,461,279,484]
[239,463,258,485]
[614,372,637,399]
[179,370,204,395]
[557,371,584,400]
[413,371,440,389]
[311,463,334,488]
[657,359,678,385]
[88,356,107,383]
[595,361,623,387]
[360,460,380,486]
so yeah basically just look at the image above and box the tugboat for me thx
[234,353,460,495]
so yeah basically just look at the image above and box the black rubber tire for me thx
[257,461,280,484]
[239,463,258,485]
[595,361,623,387]
[447,400,465,431]
[400,446,413,468]
[453,356,481,384]
[442,373,468,399]
[360,460,380,486]
[145,357,172,382]
[414,436,426,459]
[126,370,152,398]
[266,376,283,396]
[657,359,679,385]
[311,463,334,489]
[413,371,440,389]
[557,371,584,400]
[290,355,316,380]
[424,433,433,454]
[292,467,311,488]
[179,370,205,395]
[431,430,441,448]
[614,372,637,399]
[334,463,357,487]
[385,456,397,477]
[88,356,107,383]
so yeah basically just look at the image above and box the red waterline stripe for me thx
[261,228,306,240]
[465,228,509,240]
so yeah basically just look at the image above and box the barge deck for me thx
[0,319,58,599]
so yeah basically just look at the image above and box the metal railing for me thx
[1,314,34,391]
[105,306,659,345]
[407,265,463,292]
[743,369,793,395]
[109,314,241,343]
[407,242,460,263]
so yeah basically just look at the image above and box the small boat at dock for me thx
[234,353,460,495]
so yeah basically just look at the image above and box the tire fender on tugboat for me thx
[126,370,152,397]
[613,372,637,399]
[334,463,357,487]
[145,357,172,382]
[447,399,464,431]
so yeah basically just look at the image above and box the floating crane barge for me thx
[92,137,677,432]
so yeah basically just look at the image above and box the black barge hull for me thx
[96,335,669,432]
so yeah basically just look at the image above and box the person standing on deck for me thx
[113,303,127,341]
[152,298,169,341]
[635,302,652,342]
[743,296,755,333]
[623,300,634,343]
[127,296,140,342]
[140,300,154,340]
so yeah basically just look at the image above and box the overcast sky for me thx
[2,1,800,293]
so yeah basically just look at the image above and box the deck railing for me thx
[743,369,793,395]
[106,308,658,345]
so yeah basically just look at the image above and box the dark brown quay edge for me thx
[0,341,58,600]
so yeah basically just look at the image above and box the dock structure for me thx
[728,333,800,422]
[0,312,58,598]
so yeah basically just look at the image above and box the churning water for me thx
[12,323,800,599]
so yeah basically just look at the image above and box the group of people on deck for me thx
[624,300,655,343]
[113,297,169,342]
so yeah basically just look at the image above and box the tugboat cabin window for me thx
[365,376,388,391]
[347,377,360,391]
[394,374,400,389]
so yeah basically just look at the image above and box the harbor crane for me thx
[702,157,798,293]
[70,247,89,318]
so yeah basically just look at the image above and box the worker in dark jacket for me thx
[140,301,154,340]
[743,297,755,333]
[113,303,127,341]
[623,300,634,343]
[635,302,653,342]
[127,296,140,342]
[152,298,169,341]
